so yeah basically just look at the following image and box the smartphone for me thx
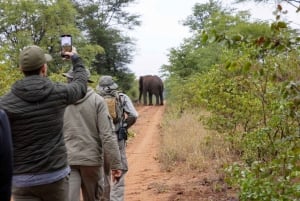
[60,34,72,57]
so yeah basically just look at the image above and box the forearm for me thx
[124,116,137,129]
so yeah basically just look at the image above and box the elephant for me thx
[139,75,164,106]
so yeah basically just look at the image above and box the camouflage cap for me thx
[98,75,118,90]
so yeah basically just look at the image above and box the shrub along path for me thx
[125,104,237,201]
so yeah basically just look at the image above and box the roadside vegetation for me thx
[159,1,300,200]
[159,108,235,172]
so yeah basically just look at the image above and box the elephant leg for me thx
[138,91,142,104]
[149,93,153,105]
[159,91,164,105]
[155,94,160,105]
[143,91,147,105]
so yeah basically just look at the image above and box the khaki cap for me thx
[19,45,52,71]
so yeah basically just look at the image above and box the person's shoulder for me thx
[118,92,130,101]
[88,92,107,110]
[118,91,128,97]
[93,91,105,102]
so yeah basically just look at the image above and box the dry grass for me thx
[159,109,234,172]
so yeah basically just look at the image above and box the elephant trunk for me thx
[138,76,143,103]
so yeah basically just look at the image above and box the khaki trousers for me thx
[101,139,127,201]
[69,165,102,201]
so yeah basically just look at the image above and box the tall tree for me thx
[72,0,141,91]
[162,1,271,78]
[183,0,224,32]
[0,0,81,71]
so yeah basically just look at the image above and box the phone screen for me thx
[61,34,72,54]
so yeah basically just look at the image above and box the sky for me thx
[126,0,300,77]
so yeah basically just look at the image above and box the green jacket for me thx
[0,56,87,175]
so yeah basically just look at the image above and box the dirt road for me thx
[125,105,170,201]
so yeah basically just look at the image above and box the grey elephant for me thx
[139,75,164,105]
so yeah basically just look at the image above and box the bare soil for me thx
[125,104,238,201]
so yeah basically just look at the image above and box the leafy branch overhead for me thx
[73,0,141,92]
[235,0,300,12]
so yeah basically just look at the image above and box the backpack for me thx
[102,90,124,124]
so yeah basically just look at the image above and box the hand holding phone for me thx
[61,34,72,58]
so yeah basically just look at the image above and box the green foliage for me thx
[0,64,22,96]
[79,45,105,69]
[0,0,82,71]
[73,0,141,83]
[183,0,224,32]
[163,1,300,200]
[123,77,139,101]
[226,150,300,200]
[163,41,223,78]
[112,72,138,100]
[0,0,138,93]
[197,48,300,200]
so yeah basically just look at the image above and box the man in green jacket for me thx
[0,45,88,201]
